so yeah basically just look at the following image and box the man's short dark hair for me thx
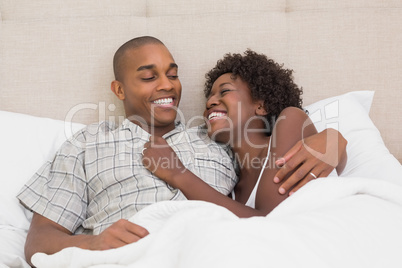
[113,36,164,81]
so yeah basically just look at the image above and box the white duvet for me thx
[31,177,402,268]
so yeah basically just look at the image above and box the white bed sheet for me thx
[31,176,402,268]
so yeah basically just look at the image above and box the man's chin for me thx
[151,116,178,129]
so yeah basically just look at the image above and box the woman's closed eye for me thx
[220,88,232,95]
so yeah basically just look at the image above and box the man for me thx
[18,36,238,265]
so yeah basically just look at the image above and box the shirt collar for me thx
[120,119,184,139]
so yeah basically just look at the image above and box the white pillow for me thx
[0,111,85,229]
[304,91,402,185]
[0,228,31,268]
[0,111,84,266]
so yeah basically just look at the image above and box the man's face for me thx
[117,44,182,134]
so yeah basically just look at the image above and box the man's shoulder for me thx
[83,121,118,134]
[78,121,119,135]
[64,121,119,149]
[183,124,209,139]
[179,123,232,154]
[181,124,216,146]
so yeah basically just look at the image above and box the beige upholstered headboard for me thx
[0,1,401,162]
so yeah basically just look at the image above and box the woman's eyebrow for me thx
[219,82,232,87]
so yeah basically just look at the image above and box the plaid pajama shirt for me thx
[17,119,237,234]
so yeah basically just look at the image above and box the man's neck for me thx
[129,120,176,137]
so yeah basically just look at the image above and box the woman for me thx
[142,50,347,216]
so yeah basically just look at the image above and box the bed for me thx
[1,1,402,267]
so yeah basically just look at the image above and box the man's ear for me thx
[111,80,125,100]
[255,100,268,116]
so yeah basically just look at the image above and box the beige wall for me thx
[1,0,401,161]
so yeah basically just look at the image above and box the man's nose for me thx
[156,75,174,91]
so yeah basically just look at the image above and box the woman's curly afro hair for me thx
[204,49,303,128]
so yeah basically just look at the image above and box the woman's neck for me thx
[231,133,270,177]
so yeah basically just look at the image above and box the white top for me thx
[232,140,339,209]
[232,138,272,209]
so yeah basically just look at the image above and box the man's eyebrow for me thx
[137,64,155,71]
[137,63,178,71]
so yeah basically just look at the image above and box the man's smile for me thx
[152,97,176,107]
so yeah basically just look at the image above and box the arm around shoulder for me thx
[272,109,348,195]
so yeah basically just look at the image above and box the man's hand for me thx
[87,219,149,250]
[273,128,347,195]
[25,213,149,266]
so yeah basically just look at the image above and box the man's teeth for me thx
[153,98,173,105]
[208,112,226,120]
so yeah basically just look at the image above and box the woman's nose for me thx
[206,94,220,109]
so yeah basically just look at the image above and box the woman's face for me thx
[203,73,265,144]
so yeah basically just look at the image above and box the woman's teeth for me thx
[208,112,226,120]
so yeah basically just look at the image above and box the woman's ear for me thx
[111,80,125,100]
[255,100,268,116]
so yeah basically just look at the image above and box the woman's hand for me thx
[141,136,186,184]
[274,128,347,195]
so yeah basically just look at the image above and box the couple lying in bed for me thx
[17,36,347,265]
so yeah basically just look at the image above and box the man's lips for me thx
[152,97,175,107]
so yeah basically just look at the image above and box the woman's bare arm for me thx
[254,107,318,212]
[142,107,316,216]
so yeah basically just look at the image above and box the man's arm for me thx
[25,213,149,267]
[273,128,348,195]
